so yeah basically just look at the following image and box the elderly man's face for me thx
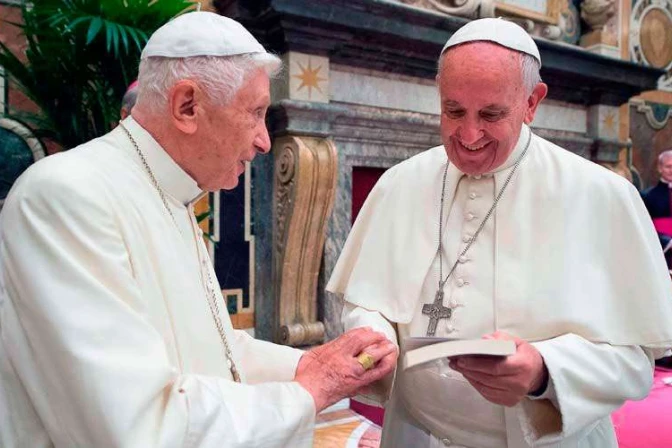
[437,43,545,175]
[659,156,672,183]
[197,68,272,191]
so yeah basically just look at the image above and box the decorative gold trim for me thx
[621,0,632,59]
[230,312,255,330]
[222,288,244,312]
[194,194,210,241]
[0,118,46,162]
[619,103,630,142]
[630,98,672,130]
[634,90,672,105]
[273,136,338,346]
[580,29,619,47]
[495,1,560,24]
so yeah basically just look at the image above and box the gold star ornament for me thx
[292,59,327,99]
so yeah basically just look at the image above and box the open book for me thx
[402,337,516,370]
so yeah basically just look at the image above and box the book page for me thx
[402,338,517,370]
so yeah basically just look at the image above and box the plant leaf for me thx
[86,17,103,44]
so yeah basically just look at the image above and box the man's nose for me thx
[255,125,271,154]
[457,119,484,145]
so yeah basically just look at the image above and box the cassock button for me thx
[473,174,482,180]
[466,213,475,221]
[458,255,468,263]
[456,278,465,287]
[469,192,477,199]
[445,324,455,333]
[448,299,458,308]
[442,438,452,446]
[462,235,472,243]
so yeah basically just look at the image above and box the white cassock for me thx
[0,117,315,448]
[328,124,672,448]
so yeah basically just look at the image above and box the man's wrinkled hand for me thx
[448,331,548,407]
[295,327,398,413]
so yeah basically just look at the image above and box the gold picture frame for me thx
[495,0,564,25]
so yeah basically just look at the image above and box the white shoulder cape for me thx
[328,130,672,349]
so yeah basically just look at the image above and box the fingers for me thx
[354,341,397,375]
[465,376,520,407]
[449,355,518,375]
[459,369,529,398]
[339,327,390,355]
[482,330,518,341]
[357,340,397,363]
[458,369,510,392]
[360,350,397,383]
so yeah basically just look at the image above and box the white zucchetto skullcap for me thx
[141,11,266,60]
[441,18,541,65]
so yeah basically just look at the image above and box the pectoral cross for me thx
[422,289,452,336]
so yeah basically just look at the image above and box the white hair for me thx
[136,52,282,113]
[437,45,542,95]
[520,52,542,95]
[658,149,672,164]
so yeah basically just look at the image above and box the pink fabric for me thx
[351,369,672,445]
[653,218,672,236]
[350,399,385,427]
[612,367,672,448]
[125,80,139,93]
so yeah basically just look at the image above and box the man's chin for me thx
[220,177,240,191]
[446,143,497,175]
[200,175,240,192]
[451,153,492,176]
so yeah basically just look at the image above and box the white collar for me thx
[489,123,530,174]
[119,117,204,206]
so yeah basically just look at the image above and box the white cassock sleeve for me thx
[233,330,305,384]
[0,175,315,448]
[519,334,654,444]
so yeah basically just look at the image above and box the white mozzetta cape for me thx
[328,128,672,349]
[0,118,315,448]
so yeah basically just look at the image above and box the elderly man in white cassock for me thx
[327,18,672,448]
[0,12,397,448]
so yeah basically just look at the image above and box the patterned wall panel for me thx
[630,0,672,90]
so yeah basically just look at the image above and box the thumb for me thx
[483,331,520,342]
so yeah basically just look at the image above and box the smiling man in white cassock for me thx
[327,18,672,448]
[0,11,398,448]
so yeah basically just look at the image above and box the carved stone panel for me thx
[273,135,338,346]
[630,0,672,90]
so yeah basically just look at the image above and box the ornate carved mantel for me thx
[394,0,575,41]
[273,135,337,346]
[397,0,495,19]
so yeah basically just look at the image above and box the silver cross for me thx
[422,289,452,336]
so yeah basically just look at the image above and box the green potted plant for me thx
[0,0,196,150]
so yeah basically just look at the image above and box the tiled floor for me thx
[314,400,382,448]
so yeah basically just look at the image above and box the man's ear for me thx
[168,80,201,134]
[523,82,548,124]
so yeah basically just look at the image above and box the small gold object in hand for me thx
[356,352,376,371]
